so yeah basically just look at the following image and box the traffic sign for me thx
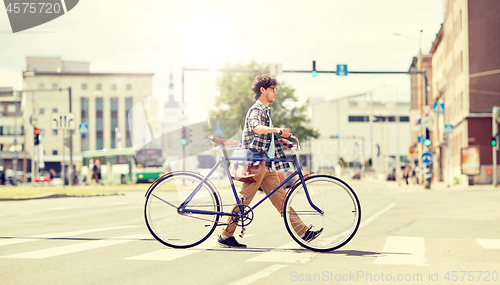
[213,125,224,138]
[51,113,75,130]
[421,152,433,165]
[433,102,444,114]
[79,123,89,134]
[444,123,454,135]
[336,64,348,76]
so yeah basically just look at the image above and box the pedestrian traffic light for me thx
[34,127,40,145]
[492,136,497,147]
[312,60,317,77]
[424,128,431,147]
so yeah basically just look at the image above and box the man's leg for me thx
[259,170,309,237]
[220,162,266,238]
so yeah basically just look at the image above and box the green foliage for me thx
[209,61,319,142]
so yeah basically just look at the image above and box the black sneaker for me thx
[302,225,323,242]
[218,235,247,248]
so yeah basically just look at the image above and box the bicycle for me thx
[144,135,361,252]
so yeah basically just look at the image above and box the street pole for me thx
[68,87,73,186]
[369,92,373,172]
[493,106,498,187]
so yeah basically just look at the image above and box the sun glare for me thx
[171,9,236,69]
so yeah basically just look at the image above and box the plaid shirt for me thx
[241,101,290,170]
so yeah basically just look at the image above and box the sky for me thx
[0,0,445,118]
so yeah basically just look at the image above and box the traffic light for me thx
[424,128,431,147]
[312,60,317,77]
[181,127,187,146]
[492,136,498,147]
[34,127,40,145]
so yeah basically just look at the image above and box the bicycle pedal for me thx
[239,227,246,238]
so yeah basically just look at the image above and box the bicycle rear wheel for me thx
[283,174,361,252]
[145,172,221,248]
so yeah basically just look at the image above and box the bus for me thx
[134,149,166,183]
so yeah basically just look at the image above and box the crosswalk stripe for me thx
[229,264,288,285]
[373,236,426,266]
[125,235,221,261]
[30,226,139,238]
[0,235,142,259]
[476,238,500,249]
[246,241,316,263]
[0,238,42,246]
[0,226,140,248]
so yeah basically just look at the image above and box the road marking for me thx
[229,264,288,285]
[359,203,396,228]
[125,235,221,261]
[246,241,316,263]
[476,238,500,249]
[0,226,140,247]
[374,236,427,266]
[0,238,42,246]
[51,206,76,211]
[0,235,142,259]
[30,226,139,238]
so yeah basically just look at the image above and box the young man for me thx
[218,74,323,248]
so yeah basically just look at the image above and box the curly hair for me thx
[251,74,279,100]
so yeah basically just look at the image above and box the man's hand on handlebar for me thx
[279,138,293,150]
[277,128,292,138]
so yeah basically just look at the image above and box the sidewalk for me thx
[367,176,500,192]
[0,184,146,201]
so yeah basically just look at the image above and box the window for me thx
[399,116,410,122]
[126,84,132,90]
[96,83,102,90]
[39,108,45,114]
[125,97,133,147]
[82,83,87,90]
[7,104,16,113]
[53,130,58,135]
[81,97,89,151]
[52,108,58,113]
[52,83,57,90]
[348,116,369,122]
[111,97,118,148]
[52,150,58,155]
[96,98,103,150]
[111,83,117,90]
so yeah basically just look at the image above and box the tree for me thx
[209,61,319,142]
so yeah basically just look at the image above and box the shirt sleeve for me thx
[247,108,264,131]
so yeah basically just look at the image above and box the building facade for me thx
[309,96,411,177]
[22,57,153,173]
[421,0,500,185]
[0,87,26,172]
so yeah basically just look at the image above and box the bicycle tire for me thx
[283,174,361,252]
[145,172,221,248]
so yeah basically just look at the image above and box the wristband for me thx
[278,129,283,135]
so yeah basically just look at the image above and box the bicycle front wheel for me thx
[283,175,361,252]
[145,172,221,248]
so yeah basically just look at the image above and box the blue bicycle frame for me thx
[177,153,324,219]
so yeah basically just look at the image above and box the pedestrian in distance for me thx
[218,74,323,248]
[88,159,95,185]
[93,159,102,185]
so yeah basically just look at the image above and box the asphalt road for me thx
[1,179,499,285]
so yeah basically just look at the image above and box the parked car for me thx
[35,171,52,183]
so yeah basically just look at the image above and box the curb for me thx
[0,192,124,201]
